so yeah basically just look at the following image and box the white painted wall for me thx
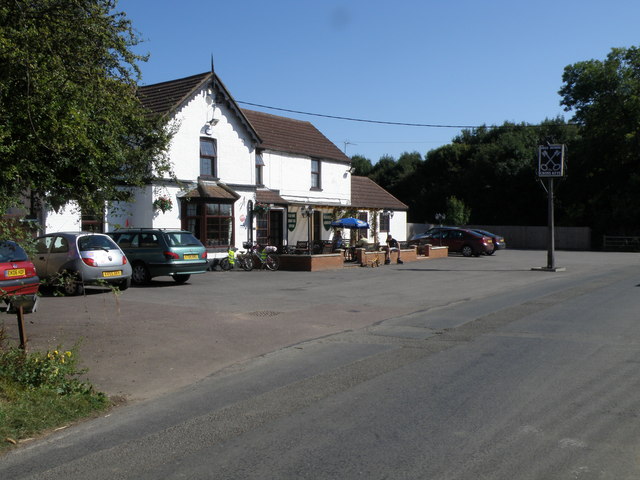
[44,201,81,232]
[263,150,350,206]
[164,91,254,185]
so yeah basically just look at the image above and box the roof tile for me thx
[350,176,408,210]
[242,109,350,163]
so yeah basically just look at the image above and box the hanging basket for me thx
[153,196,173,213]
[253,202,270,214]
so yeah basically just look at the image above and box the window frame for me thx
[311,158,321,190]
[181,199,233,248]
[255,153,264,186]
[199,137,218,178]
[380,212,391,232]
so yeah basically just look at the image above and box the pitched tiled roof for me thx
[138,72,211,116]
[255,188,288,205]
[137,72,260,143]
[350,176,408,210]
[242,109,350,163]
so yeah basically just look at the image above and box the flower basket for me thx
[253,202,270,214]
[153,196,173,213]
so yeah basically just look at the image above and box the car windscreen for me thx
[0,241,28,262]
[166,232,203,247]
[78,235,119,252]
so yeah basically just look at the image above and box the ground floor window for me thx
[380,212,391,232]
[181,200,233,248]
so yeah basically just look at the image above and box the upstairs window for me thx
[256,153,264,186]
[200,138,217,177]
[311,158,321,189]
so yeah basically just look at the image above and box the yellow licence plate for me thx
[7,268,25,277]
[102,270,122,278]
[183,254,199,260]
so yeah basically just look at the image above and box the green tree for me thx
[416,119,578,226]
[445,196,471,225]
[350,155,373,176]
[0,0,172,216]
[559,46,640,235]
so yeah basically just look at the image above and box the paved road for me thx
[6,250,637,402]
[3,250,640,479]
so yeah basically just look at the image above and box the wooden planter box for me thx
[278,253,345,271]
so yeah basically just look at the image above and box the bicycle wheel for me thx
[240,255,253,271]
[219,257,231,271]
[265,254,279,271]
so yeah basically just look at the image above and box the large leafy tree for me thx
[559,46,640,235]
[0,0,172,216]
[408,119,578,225]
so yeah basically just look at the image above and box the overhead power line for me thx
[237,100,578,130]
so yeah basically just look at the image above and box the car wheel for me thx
[60,271,84,296]
[173,274,190,284]
[461,245,474,257]
[118,278,131,291]
[486,249,495,256]
[131,263,151,285]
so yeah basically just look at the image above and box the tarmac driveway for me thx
[3,250,636,403]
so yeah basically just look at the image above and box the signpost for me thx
[534,144,566,272]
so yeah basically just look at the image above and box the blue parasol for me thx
[330,217,369,229]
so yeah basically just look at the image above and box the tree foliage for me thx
[358,119,580,226]
[559,46,640,235]
[444,196,470,225]
[0,0,172,215]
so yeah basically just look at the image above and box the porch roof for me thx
[255,188,288,206]
[350,176,408,210]
[181,181,240,200]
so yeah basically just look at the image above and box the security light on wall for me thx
[346,166,356,174]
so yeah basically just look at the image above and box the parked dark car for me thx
[471,229,506,255]
[33,232,132,295]
[108,229,208,285]
[0,240,40,302]
[409,227,494,257]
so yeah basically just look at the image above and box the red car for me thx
[0,240,40,298]
[409,227,494,257]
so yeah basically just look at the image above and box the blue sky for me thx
[119,0,640,163]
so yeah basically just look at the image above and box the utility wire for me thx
[237,100,578,129]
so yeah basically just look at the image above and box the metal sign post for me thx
[533,144,566,272]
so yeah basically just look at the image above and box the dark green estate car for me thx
[108,229,208,285]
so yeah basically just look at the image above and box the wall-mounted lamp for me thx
[300,205,314,218]
[383,210,394,219]
[346,166,356,174]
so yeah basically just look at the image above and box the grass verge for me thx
[0,334,110,452]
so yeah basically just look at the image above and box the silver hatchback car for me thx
[33,232,132,295]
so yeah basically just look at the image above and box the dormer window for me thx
[200,138,217,177]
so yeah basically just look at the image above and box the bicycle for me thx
[219,247,253,271]
[243,242,280,271]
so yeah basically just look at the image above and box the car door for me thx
[32,236,54,278]
[447,230,465,252]
[45,235,73,276]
